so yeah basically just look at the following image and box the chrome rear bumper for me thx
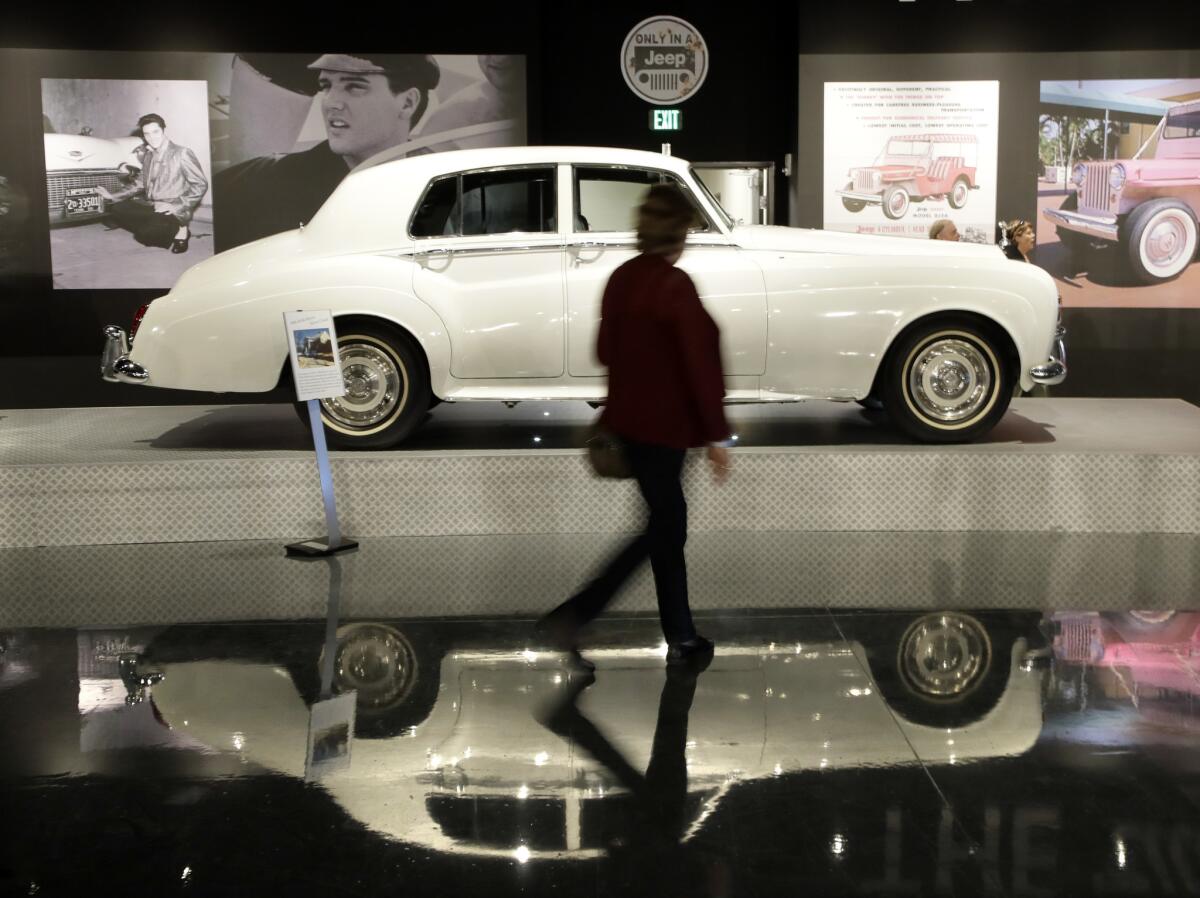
[101,326,150,384]
[1029,324,1067,386]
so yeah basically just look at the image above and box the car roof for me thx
[351,144,694,178]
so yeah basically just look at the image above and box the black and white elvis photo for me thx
[209,53,526,252]
[41,78,214,289]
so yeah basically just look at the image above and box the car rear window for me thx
[1163,107,1200,140]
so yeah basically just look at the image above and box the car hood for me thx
[731,224,1004,260]
[43,133,143,170]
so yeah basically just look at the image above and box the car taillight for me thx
[130,304,149,342]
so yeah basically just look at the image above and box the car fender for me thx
[130,256,451,394]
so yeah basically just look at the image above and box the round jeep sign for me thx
[621,15,708,106]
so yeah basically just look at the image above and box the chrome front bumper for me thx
[1041,207,1119,242]
[101,326,150,384]
[834,189,883,205]
[1029,324,1068,386]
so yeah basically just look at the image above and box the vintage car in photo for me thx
[1043,99,1200,284]
[102,146,1065,448]
[44,131,145,225]
[836,133,979,220]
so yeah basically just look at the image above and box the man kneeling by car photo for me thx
[95,113,208,254]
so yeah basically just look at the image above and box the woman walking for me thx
[536,183,733,669]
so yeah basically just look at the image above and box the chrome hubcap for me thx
[889,192,907,214]
[1142,213,1193,274]
[899,613,990,698]
[953,183,967,205]
[908,338,992,422]
[320,341,406,429]
[329,624,418,710]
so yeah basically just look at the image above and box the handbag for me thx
[586,422,633,479]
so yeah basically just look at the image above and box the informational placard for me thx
[823,81,999,243]
[285,310,345,401]
[305,691,356,781]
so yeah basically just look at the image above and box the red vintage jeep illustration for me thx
[837,133,979,220]
[1044,99,1200,284]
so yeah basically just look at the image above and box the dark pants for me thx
[108,199,180,249]
[554,439,697,644]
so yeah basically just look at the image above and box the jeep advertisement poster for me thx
[822,81,999,244]
[1036,79,1200,309]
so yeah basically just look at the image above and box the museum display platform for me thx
[2,398,1198,550]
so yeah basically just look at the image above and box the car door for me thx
[411,165,565,379]
[564,165,767,380]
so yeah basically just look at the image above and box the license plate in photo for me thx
[64,191,103,216]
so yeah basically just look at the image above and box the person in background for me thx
[929,218,959,241]
[96,113,207,253]
[536,183,732,670]
[1004,219,1036,262]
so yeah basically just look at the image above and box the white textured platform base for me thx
[1,399,1198,549]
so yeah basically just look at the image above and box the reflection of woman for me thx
[1003,220,1035,262]
[537,185,731,670]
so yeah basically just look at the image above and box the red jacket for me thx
[597,253,730,449]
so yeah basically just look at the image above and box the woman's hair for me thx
[1006,219,1033,242]
[928,218,953,239]
[636,183,694,255]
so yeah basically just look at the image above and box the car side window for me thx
[573,166,711,233]
[461,167,556,235]
[410,175,460,237]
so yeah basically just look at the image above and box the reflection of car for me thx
[102,146,1065,446]
[146,615,1044,861]
[1043,100,1200,284]
[836,134,979,220]
[44,132,144,225]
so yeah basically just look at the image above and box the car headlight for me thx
[1109,163,1126,192]
[1071,164,1087,188]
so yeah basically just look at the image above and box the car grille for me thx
[46,170,126,211]
[1079,162,1113,214]
[1057,617,1101,663]
[853,169,881,192]
[644,71,681,92]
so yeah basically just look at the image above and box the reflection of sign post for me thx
[284,310,358,557]
[306,556,356,781]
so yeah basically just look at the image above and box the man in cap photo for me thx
[213,52,440,251]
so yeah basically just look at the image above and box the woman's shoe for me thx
[665,635,714,668]
[171,229,190,253]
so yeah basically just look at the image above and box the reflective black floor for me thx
[3,558,1200,898]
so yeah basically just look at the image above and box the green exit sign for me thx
[650,108,682,131]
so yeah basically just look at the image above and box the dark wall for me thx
[2,1,1198,409]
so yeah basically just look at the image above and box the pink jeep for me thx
[1044,100,1200,284]
[837,133,978,220]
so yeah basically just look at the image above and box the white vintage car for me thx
[101,146,1066,447]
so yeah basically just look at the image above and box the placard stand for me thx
[286,400,359,557]
[282,309,358,557]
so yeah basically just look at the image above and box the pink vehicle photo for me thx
[836,133,979,220]
[1044,99,1200,284]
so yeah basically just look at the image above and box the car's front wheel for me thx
[841,181,867,213]
[294,319,431,450]
[1123,198,1198,285]
[947,177,970,210]
[882,185,910,220]
[882,316,1012,442]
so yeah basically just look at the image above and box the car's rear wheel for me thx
[1123,198,1198,284]
[841,181,867,213]
[882,185,910,220]
[948,177,970,210]
[882,316,1012,443]
[293,319,431,450]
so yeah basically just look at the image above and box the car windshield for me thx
[884,140,930,158]
[1163,106,1200,139]
[689,167,734,229]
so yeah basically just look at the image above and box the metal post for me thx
[285,399,358,556]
